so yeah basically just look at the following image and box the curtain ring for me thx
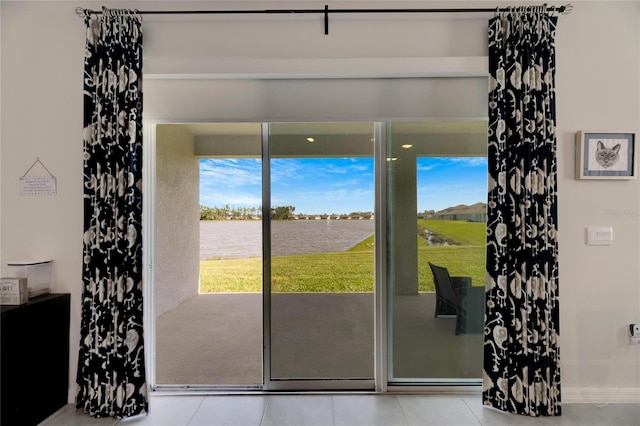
[102,6,112,18]
[75,7,88,19]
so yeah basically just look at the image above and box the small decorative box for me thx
[1,277,29,305]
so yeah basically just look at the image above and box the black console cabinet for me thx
[1,294,70,426]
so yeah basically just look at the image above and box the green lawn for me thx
[200,220,486,293]
[418,219,486,246]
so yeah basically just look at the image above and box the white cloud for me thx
[448,157,488,167]
[200,159,261,187]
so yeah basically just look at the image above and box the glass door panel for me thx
[155,123,263,386]
[268,122,375,385]
[386,121,487,383]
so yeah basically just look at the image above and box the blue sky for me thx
[416,157,488,212]
[200,157,487,214]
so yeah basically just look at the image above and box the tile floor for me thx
[41,394,640,426]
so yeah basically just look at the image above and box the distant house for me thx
[432,202,487,222]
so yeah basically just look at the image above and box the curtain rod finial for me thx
[562,4,573,15]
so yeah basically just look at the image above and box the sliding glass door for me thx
[152,120,487,391]
[385,121,487,384]
[266,122,376,389]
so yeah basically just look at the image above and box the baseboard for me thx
[562,387,640,403]
[68,388,75,404]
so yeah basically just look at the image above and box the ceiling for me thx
[167,121,488,158]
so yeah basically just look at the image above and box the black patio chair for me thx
[429,262,471,317]
[428,262,484,335]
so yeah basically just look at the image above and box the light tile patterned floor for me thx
[41,394,640,426]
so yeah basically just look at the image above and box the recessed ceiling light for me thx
[306,137,315,142]
[402,144,413,149]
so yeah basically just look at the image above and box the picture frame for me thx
[575,131,637,180]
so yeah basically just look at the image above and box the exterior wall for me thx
[155,125,200,317]
[1,0,638,402]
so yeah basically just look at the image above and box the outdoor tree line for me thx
[200,205,295,220]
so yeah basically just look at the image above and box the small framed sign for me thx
[19,157,57,195]
[575,131,636,180]
[20,176,57,196]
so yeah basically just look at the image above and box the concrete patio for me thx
[155,293,483,385]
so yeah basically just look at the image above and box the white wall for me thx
[0,2,3,267]
[1,1,85,402]
[554,2,640,400]
[1,1,638,402]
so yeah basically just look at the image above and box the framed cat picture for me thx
[575,131,637,180]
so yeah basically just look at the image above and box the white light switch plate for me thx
[586,227,613,245]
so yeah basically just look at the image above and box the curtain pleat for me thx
[76,8,147,419]
[483,8,561,417]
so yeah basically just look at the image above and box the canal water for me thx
[200,220,375,260]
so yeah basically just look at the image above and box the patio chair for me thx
[429,262,471,317]
[428,262,484,335]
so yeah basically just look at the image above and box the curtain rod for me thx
[75,4,573,35]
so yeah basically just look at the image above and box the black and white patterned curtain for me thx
[483,7,561,417]
[76,8,147,418]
